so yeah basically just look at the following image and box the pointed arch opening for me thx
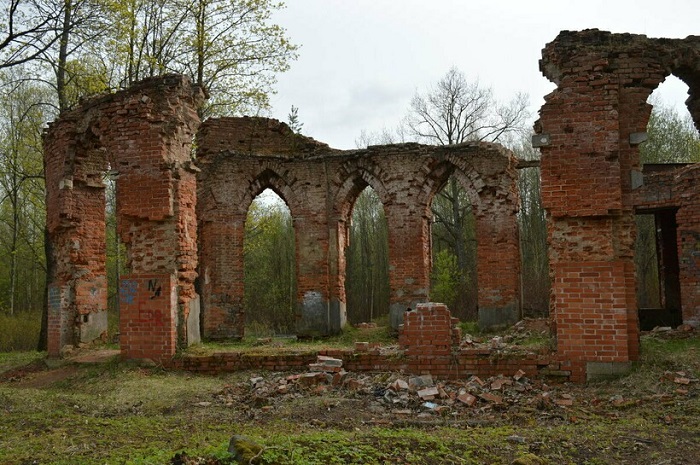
[243,188,297,336]
[345,186,390,324]
[635,75,700,329]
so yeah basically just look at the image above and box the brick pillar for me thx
[295,210,343,336]
[198,211,246,339]
[385,207,431,329]
[536,31,645,381]
[44,75,203,361]
[676,168,700,326]
[44,118,109,356]
[474,191,521,330]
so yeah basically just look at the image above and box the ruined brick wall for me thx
[634,164,700,326]
[196,117,521,339]
[398,303,462,356]
[44,75,204,361]
[536,29,700,381]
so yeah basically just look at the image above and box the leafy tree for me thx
[641,100,700,164]
[0,69,48,315]
[345,187,389,324]
[512,137,549,316]
[429,177,477,318]
[0,0,63,69]
[176,0,299,116]
[429,249,460,309]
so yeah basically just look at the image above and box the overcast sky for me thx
[267,0,699,149]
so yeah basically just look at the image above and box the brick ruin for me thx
[44,75,205,362]
[43,30,700,381]
[196,117,520,339]
[535,29,700,380]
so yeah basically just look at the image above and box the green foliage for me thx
[0,69,48,317]
[287,105,303,134]
[641,101,700,164]
[345,187,390,324]
[430,249,460,307]
[430,177,477,319]
[244,192,296,334]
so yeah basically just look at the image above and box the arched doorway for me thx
[243,189,297,336]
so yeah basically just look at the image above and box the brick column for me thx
[295,211,342,336]
[385,206,431,329]
[198,211,246,339]
[474,191,521,330]
[676,167,700,326]
[536,31,644,381]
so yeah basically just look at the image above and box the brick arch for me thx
[329,160,392,318]
[415,149,521,329]
[415,156,482,218]
[243,166,300,217]
[333,159,392,221]
[44,75,204,361]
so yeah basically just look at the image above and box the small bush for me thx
[0,310,42,351]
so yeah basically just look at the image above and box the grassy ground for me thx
[0,329,698,464]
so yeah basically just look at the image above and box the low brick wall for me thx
[166,303,569,381]
[166,347,567,381]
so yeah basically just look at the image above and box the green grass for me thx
[1,332,698,464]
[189,324,396,356]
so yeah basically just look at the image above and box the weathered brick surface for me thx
[166,345,559,381]
[196,118,521,338]
[399,303,461,356]
[536,29,700,380]
[634,164,700,326]
[44,75,204,359]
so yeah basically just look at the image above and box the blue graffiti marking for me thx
[119,279,138,305]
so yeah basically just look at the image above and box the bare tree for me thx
[407,67,529,320]
[405,66,529,145]
[0,0,62,69]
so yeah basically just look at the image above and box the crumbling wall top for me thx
[540,29,700,89]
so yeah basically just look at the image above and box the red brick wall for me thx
[44,75,204,358]
[536,30,700,380]
[632,164,700,326]
[196,118,522,337]
[399,303,462,356]
[167,300,563,379]
[119,274,177,361]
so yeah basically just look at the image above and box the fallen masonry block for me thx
[457,392,477,406]
[355,342,369,352]
[478,392,503,404]
[388,379,409,391]
[417,386,440,400]
[316,355,343,367]
[409,374,433,390]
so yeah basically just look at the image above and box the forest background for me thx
[1,0,699,350]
